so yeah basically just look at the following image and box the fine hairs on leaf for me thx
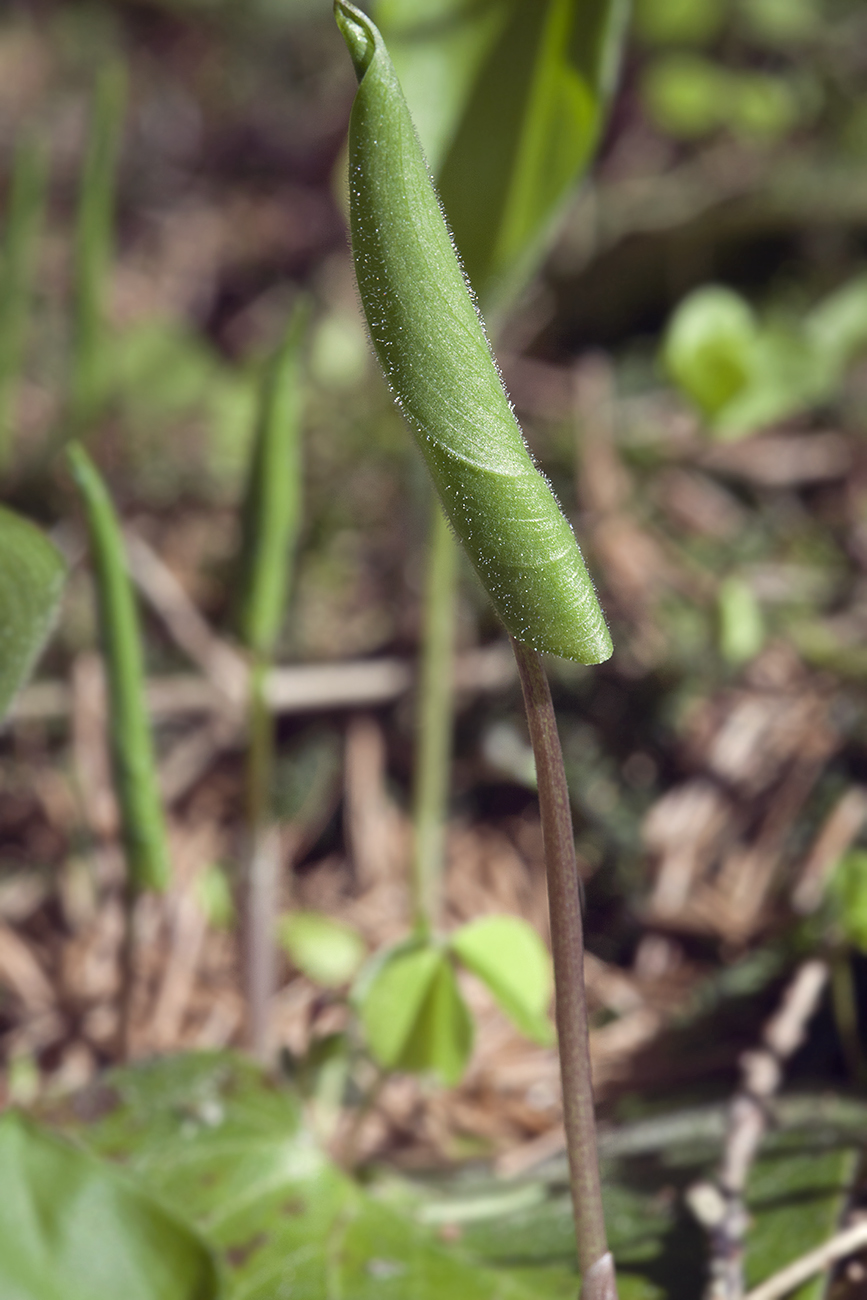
[335,0,611,666]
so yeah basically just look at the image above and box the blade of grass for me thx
[0,138,47,470]
[67,443,170,1054]
[235,303,308,1058]
[70,63,126,434]
[411,501,457,936]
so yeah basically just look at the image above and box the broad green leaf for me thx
[376,0,629,309]
[68,444,170,891]
[335,1,611,664]
[0,137,47,467]
[63,1052,555,1299]
[449,915,554,1045]
[279,910,366,988]
[236,300,308,658]
[0,505,65,725]
[0,1112,220,1300]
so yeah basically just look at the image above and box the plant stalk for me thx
[244,658,279,1060]
[511,637,616,1300]
[411,502,457,937]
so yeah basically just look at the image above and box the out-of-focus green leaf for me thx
[279,910,366,987]
[64,1053,552,1299]
[806,271,867,370]
[663,285,757,417]
[355,939,473,1083]
[662,284,837,436]
[0,505,65,726]
[398,951,474,1085]
[0,1111,220,1300]
[67,444,170,891]
[830,849,867,951]
[0,138,47,468]
[717,575,764,666]
[744,1135,860,1300]
[643,55,804,142]
[450,915,553,1044]
[376,0,629,307]
[634,0,726,46]
[196,865,235,930]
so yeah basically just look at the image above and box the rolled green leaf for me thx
[68,444,170,892]
[335,1,611,664]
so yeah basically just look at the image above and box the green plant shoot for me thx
[71,63,127,430]
[68,443,170,892]
[0,138,47,468]
[237,299,308,659]
[0,506,66,725]
[335,0,611,665]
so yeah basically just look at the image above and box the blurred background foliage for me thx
[1,0,867,1120]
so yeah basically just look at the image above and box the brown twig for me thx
[688,959,829,1300]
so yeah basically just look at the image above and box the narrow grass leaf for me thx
[67,443,170,891]
[70,63,126,431]
[236,299,309,658]
[0,138,47,468]
[0,505,65,725]
[335,1,611,664]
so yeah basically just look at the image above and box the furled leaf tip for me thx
[334,1,376,82]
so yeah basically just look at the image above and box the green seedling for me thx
[336,5,614,1293]
[67,444,170,895]
[663,274,867,438]
[70,63,127,432]
[0,505,66,725]
[356,914,553,1086]
[235,302,309,1057]
[0,138,47,469]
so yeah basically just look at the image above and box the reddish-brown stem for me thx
[512,637,616,1300]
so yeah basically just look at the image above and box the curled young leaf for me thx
[335,0,611,665]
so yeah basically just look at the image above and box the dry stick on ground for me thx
[512,638,616,1300]
[688,959,830,1300]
